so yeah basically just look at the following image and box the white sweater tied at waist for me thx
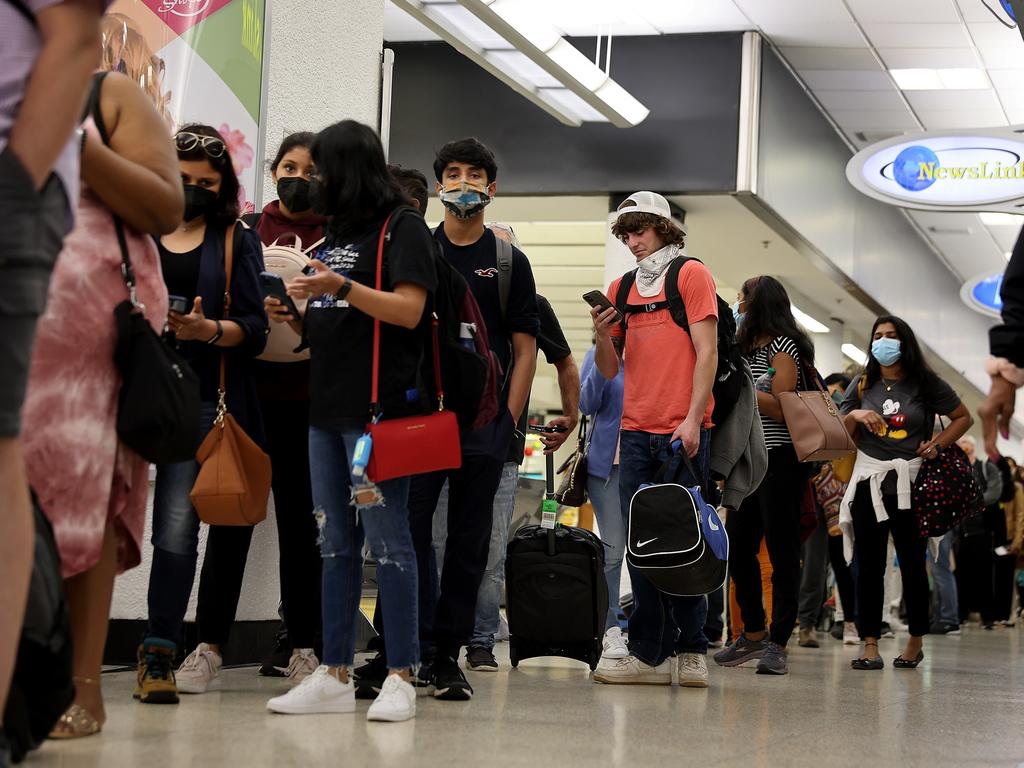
[839,450,922,564]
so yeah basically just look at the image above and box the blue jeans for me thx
[309,425,418,670]
[930,530,959,626]
[618,430,710,665]
[588,466,625,632]
[469,462,519,649]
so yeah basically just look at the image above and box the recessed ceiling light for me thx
[842,343,868,366]
[980,212,1024,226]
[889,68,990,91]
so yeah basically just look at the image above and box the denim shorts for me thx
[0,147,67,437]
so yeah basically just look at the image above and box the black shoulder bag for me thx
[87,72,201,463]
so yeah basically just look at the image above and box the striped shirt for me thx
[745,336,802,451]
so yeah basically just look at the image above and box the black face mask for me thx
[183,184,217,223]
[277,176,312,213]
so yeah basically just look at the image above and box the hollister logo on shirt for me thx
[475,267,499,278]
[308,244,359,309]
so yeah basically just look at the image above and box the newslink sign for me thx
[846,129,1024,212]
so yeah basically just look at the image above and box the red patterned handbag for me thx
[364,213,461,483]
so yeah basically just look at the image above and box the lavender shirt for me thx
[0,0,108,228]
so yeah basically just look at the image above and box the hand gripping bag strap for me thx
[190,223,271,525]
[366,212,461,483]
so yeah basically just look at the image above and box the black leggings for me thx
[851,483,929,638]
[828,533,856,623]
[727,443,809,646]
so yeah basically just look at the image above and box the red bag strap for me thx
[369,211,444,416]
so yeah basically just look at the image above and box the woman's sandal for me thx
[893,649,925,669]
[50,677,103,739]
[851,641,884,670]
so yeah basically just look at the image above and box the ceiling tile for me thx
[829,109,922,129]
[904,88,1002,111]
[998,88,1024,106]
[816,88,907,110]
[980,46,1024,68]
[634,0,753,33]
[988,69,1024,88]
[862,23,971,48]
[759,22,866,47]
[915,108,1010,128]
[956,0,1009,23]
[733,0,851,24]
[1008,106,1024,123]
[878,47,981,68]
[779,46,877,70]
[846,0,960,23]
[800,69,896,89]
[966,21,1024,48]
[384,1,439,41]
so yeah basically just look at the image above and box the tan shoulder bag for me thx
[190,225,272,525]
[778,358,856,463]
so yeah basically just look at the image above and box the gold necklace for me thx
[882,376,899,392]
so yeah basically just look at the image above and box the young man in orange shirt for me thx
[591,192,719,688]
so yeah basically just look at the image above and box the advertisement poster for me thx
[103,0,267,212]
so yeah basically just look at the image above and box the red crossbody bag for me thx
[365,213,461,483]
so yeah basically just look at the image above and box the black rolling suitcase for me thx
[505,450,608,670]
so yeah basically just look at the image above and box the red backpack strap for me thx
[369,212,396,417]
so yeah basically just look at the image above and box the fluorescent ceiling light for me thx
[981,212,1024,226]
[890,68,990,90]
[842,344,868,366]
[792,306,830,334]
[1007,251,1014,260]
[461,0,650,127]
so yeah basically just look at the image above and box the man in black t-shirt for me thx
[405,138,539,701]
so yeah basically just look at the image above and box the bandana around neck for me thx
[635,243,680,297]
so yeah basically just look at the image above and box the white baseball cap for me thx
[614,191,685,234]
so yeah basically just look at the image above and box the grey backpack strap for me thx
[495,235,514,319]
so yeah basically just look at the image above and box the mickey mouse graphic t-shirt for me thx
[842,373,961,491]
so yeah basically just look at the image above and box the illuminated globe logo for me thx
[892,145,940,192]
[1001,0,1016,21]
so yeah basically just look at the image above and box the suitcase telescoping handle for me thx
[527,424,562,554]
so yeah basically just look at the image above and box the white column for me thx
[112,0,384,625]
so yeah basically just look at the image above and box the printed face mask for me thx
[440,181,491,220]
[183,184,217,223]
[731,301,744,329]
[871,337,902,366]
[277,176,312,213]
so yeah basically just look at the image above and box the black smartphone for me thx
[582,290,622,322]
[259,272,301,319]
[168,295,190,314]
[528,423,569,434]
[301,262,319,277]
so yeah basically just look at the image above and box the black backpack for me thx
[614,257,743,426]
[3,495,74,763]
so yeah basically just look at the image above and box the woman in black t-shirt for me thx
[839,316,971,670]
[716,276,816,676]
[264,120,436,723]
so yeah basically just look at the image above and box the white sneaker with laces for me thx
[593,655,671,685]
[675,653,709,688]
[367,674,416,722]
[176,643,222,694]
[843,622,859,645]
[602,627,629,659]
[286,648,319,684]
[267,666,355,714]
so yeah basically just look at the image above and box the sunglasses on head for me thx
[174,131,226,159]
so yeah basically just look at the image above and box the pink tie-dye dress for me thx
[22,184,169,579]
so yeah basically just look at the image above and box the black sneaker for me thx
[830,623,844,641]
[465,646,498,672]
[258,624,291,677]
[712,635,766,667]
[432,655,474,700]
[755,642,788,675]
[354,653,387,700]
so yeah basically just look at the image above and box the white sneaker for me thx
[176,643,222,694]
[366,674,416,722]
[602,627,629,659]
[267,666,355,714]
[593,655,671,685]
[843,622,859,645]
[286,648,319,684]
[675,653,709,688]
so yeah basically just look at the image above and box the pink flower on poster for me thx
[219,123,254,176]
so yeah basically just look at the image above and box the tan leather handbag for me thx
[778,362,856,462]
[190,225,272,526]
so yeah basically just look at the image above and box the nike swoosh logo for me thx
[709,518,720,532]
[636,538,658,548]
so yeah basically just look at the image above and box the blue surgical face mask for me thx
[871,337,902,366]
[731,301,744,329]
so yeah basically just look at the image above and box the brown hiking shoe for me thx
[135,639,179,704]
